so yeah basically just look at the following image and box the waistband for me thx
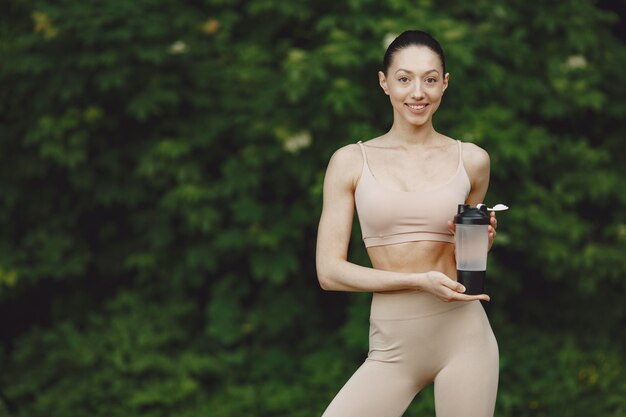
[370,290,471,320]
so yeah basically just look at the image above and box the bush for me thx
[1,0,625,415]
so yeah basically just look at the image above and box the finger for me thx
[454,293,491,302]
[441,275,465,293]
[490,213,497,228]
[489,233,495,249]
[442,290,490,303]
[440,287,462,302]
[448,220,456,234]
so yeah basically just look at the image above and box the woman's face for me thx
[379,45,449,127]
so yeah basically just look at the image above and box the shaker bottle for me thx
[454,204,490,295]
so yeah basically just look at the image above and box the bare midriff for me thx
[367,241,456,293]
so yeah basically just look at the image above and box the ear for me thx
[442,72,450,94]
[378,71,390,96]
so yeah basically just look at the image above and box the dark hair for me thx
[383,30,446,75]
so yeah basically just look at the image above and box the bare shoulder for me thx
[329,143,362,166]
[461,141,490,173]
[325,143,364,188]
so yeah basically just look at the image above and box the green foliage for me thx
[0,0,625,416]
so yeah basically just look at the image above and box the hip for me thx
[368,293,497,367]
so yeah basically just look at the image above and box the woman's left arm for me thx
[455,142,497,250]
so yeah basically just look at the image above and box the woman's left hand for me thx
[447,211,498,251]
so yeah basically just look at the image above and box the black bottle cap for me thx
[454,204,490,225]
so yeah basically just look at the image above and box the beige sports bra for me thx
[354,140,471,248]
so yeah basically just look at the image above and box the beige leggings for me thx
[322,291,499,417]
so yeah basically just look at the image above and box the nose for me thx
[411,81,424,99]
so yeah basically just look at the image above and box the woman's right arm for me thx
[315,144,488,302]
[315,144,419,292]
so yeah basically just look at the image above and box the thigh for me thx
[321,360,418,417]
[433,304,499,417]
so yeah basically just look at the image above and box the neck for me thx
[387,118,438,146]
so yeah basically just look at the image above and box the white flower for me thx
[566,55,587,70]
[169,40,188,54]
[283,131,312,154]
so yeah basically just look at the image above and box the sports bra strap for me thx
[457,140,464,168]
[356,141,368,167]
[356,140,366,157]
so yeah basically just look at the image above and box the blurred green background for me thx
[1,0,625,416]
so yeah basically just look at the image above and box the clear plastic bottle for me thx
[454,204,490,295]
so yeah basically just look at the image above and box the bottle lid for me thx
[454,204,490,225]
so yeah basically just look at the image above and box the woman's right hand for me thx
[419,271,490,303]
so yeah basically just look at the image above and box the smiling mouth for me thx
[406,104,427,110]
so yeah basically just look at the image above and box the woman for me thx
[316,30,499,417]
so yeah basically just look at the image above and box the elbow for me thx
[317,271,333,291]
[316,265,335,291]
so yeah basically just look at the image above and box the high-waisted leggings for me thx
[321,291,499,417]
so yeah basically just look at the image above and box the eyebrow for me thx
[394,68,440,75]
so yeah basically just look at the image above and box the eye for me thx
[398,76,410,83]
[426,77,438,84]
